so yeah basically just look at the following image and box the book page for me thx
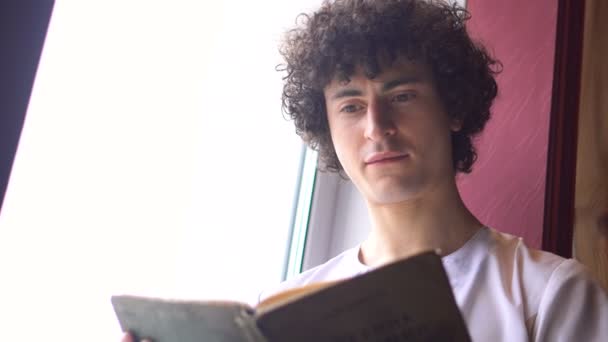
[111,296,265,342]
[256,280,340,314]
[255,252,470,342]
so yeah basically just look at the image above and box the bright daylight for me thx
[0,1,321,340]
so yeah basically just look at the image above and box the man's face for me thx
[323,58,461,205]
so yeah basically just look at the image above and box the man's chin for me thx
[367,184,423,205]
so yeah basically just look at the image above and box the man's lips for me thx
[364,151,409,165]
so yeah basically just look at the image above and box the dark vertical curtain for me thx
[543,0,587,257]
[0,1,55,213]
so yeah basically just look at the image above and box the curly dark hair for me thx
[278,0,500,174]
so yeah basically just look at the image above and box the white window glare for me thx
[284,147,319,279]
[0,1,325,341]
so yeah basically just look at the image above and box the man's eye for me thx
[340,104,362,113]
[392,93,416,102]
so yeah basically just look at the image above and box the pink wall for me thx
[458,0,558,248]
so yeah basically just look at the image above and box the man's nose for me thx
[364,99,397,140]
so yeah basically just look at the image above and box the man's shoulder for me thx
[454,227,608,340]
[486,228,566,277]
[484,227,599,310]
[452,227,567,282]
[258,245,365,303]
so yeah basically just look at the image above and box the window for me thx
[0,1,322,340]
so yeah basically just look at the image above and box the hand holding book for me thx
[113,251,470,342]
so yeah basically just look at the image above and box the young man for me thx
[122,1,606,341]
[258,0,608,340]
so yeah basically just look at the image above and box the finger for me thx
[121,332,133,342]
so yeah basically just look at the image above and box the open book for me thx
[111,251,470,341]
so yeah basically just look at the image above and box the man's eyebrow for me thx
[329,76,422,100]
[330,88,363,100]
[382,76,421,92]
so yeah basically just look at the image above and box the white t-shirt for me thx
[259,227,608,341]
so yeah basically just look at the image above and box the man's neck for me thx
[359,180,483,267]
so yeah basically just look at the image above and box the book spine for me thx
[234,309,269,342]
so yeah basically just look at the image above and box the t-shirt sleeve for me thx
[532,259,608,341]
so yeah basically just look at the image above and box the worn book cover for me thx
[112,251,470,342]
